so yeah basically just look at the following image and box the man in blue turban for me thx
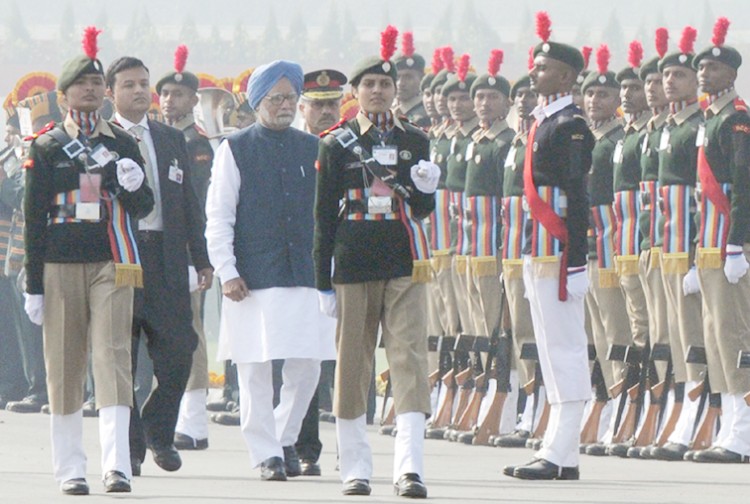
[205,59,335,481]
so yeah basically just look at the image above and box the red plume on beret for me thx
[441,46,456,73]
[679,26,697,54]
[488,49,503,76]
[174,45,188,73]
[712,17,730,47]
[655,28,669,58]
[596,44,610,74]
[402,32,415,58]
[380,25,399,62]
[528,46,534,71]
[536,11,552,43]
[82,26,102,60]
[431,48,444,74]
[628,40,644,69]
[582,46,593,70]
[457,54,470,82]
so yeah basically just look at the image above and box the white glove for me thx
[24,293,44,325]
[682,266,700,295]
[566,266,589,300]
[410,160,441,194]
[318,290,337,318]
[188,266,199,292]
[724,244,749,284]
[116,158,145,192]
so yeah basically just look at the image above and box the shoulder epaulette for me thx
[734,97,748,112]
[23,121,55,142]
[319,118,347,138]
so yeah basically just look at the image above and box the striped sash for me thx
[697,182,731,269]
[466,195,497,257]
[344,188,400,221]
[397,198,432,282]
[639,180,660,248]
[614,190,640,276]
[591,204,619,287]
[429,188,451,251]
[501,196,526,261]
[661,184,693,274]
[530,186,566,259]
[102,191,143,288]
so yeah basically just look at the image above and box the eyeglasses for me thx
[264,93,299,106]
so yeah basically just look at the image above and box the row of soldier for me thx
[4,10,750,500]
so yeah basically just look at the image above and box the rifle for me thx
[611,345,647,446]
[472,332,512,446]
[656,381,684,447]
[632,344,670,448]
[691,393,721,451]
[445,335,476,440]
[580,357,609,445]
[453,336,491,441]
[425,336,459,438]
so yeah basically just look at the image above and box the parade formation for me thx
[1,7,750,500]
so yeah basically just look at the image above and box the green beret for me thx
[442,73,477,97]
[581,71,619,94]
[420,73,435,92]
[349,56,398,87]
[510,75,531,100]
[470,74,511,99]
[534,42,584,73]
[429,69,451,94]
[658,51,695,73]
[58,55,104,92]
[693,45,742,71]
[616,67,641,84]
[639,56,661,80]
[394,53,426,73]
[155,71,200,95]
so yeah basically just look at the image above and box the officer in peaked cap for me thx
[299,69,347,136]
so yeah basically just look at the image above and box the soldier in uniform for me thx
[579,45,631,456]
[691,17,750,464]
[155,45,216,453]
[23,27,154,494]
[313,26,439,498]
[503,12,594,480]
[419,52,441,131]
[650,27,707,462]
[393,32,430,129]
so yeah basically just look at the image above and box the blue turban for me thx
[246,60,304,110]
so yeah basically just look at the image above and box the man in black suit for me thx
[104,56,213,475]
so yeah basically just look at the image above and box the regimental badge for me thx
[459,82,466,90]
[407,58,415,67]
[713,47,722,57]
[93,60,101,71]
[399,150,412,160]
[474,154,481,164]
[488,77,496,86]
[576,74,585,84]
[542,43,550,53]
[175,73,183,82]
[382,62,391,72]
[317,71,330,87]
[598,75,606,84]
[679,54,688,64]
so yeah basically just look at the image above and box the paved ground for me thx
[1,408,748,503]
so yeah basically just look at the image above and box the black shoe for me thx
[607,443,631,458]
[650,442,689,461]
[300,459,322,476]
[512,459,580,480]
[210,411,240,426]
[319,411,336,423]
[502,458,539,477]
[260,456,287,481]
[61,478,89,495]
[457,431,475,445]
[151,444,182,471]
[693,447,750,464]
[131,457,142,477]
[495,430,531,448]
[379,424,396,436]
[585,443,608,456]
[206,397,232,412]
[103,470,131,493]
[425,426,446,439]
[626,446,646,459]
[683,449,697,461]
[342,478,371,496]
[82,401,98,417]
[40,404,51,415]
[174,432,208,450]
[5,396,43,413]
[282,445,301,477]
[393,473,427,498]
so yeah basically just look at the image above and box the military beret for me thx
[510,75,531,100]
[420,73,435,92]
[581,45,618,93]
[429,69,451,94]
[470,74,511,99]
[350,25,399,87]
[394,54,426,73]
[534,42,585,74]
[58,27,105,92]
[639,56,661,80]
[693,45,742,71]
[616,67,640,84]
[659,26,698,73]
[616,40,645,84]
[302,69,347,100]
[156,45,200,95]
[442,73,477,97]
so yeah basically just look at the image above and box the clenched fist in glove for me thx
[318,290,337,318]
[24,294,44,325]
[724,244,749,284]
[682,266,700,295]
[410,160,441,194]
[116,158,145,192]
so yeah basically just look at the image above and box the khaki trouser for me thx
[333,277,431,419]
[619,265,650,349]
[503,263,535,386]
[185,290,209,391]
[586,260,631,397]
[425,278,447,337]
[453,255,475,334]
[698,245,750,394]
[431,254,461,335]
[660,248,706,383]
[639,249,671,381]
[469,256,502,338]
[43,261,133,415]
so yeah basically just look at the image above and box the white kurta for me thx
[206,140,336,364]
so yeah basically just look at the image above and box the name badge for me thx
[368,196,393,214]
[505,146,517,169]
[75,202,101,221]
[89,144,114,167]
[372,146,398,166]
[465,142,475,160]
[613,140,624,164]
[169,163,183,184]
[641,136,649,155]
[79,173,101,203]
[659,129,670,151]
[695,124,706,147]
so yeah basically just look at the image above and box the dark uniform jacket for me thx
[638,109,668,250]
[173,116,214,210]
[24,117,154,294]
[314,113,435,291]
